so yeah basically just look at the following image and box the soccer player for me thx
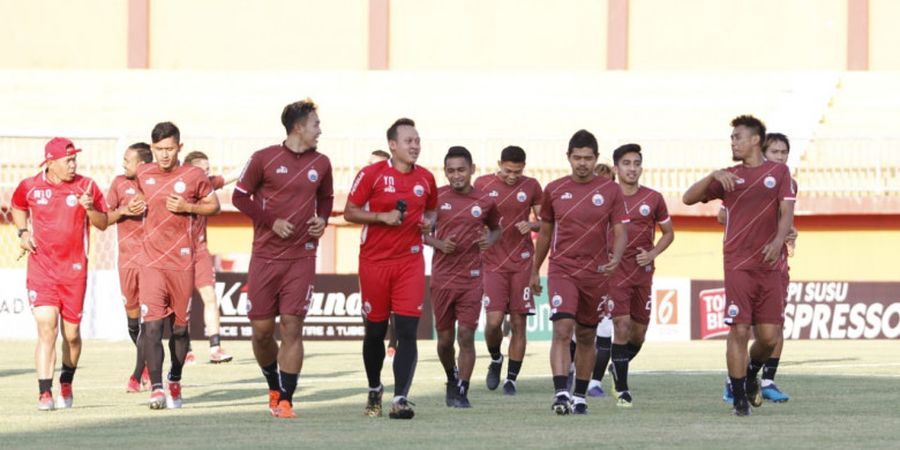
[603,144,674,407]
[530,130,628,415]
[232,99,333,419]
[721,132,796,403]
[106,142,153,392]
[367,149,399,360]
[11,137,108,410]
[473,145,542,395]
[183,150,234,364]
[344,118,438,420]
[426,146,500,408]
[587,162,615,397]
[683,115,795,416]
[138,122,220,410]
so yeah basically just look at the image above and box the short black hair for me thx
[500,145,526,163]
[567,129,598,156]
[128,142,153,163]
[612,143,642,166]
[764,133,790,152]
[151,122,180,144]
[444,146,473,166]
[731,115,766,144]
[370,149,390,159]
[387,118,416,142]
[281,98,318,135]
[183,151,209,165]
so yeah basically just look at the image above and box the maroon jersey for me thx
[705,160,796,271]
[234,145,334,260]
[540,175,629,278]
[347,160,438,263]
[431,186,500,290]
[192,175,225,253]
[611,186,670,287]
[137,163,212,270]
[11,172,107,281]
[473,174,542,272]
[107,175,145,269]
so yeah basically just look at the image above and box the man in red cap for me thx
[11,137,109,411]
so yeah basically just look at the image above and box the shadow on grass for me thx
[0,369,33,379]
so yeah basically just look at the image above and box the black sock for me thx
[762,358,780,381]
[167,324,190,382]
[573,378,589,398]
[38,378,52,395]
[487,345,502,361]
[730,376,747,400]
[747,359,764,380]
[458,379,470,397]
[553,375,568,393]
[392,315,419,398]
[141,319,165,389]
[611,343,630,392]
[59,364,76,384]
[127,317,140,345]
[569,340,577,362]
[362,320,389,389]
[445,365,458,383]
[507,359,523,381]
[626,342,643,362]
[279,371,298,405]
[132,325,145,380]
[593,336,611,381]
[209,334,221,348]
[261,362,280,391]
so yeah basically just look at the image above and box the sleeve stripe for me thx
[659,217,672,224]
[234,185,248,194]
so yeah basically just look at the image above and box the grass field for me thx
[1,339,899,449]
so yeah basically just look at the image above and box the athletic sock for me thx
[747,359,764,380]
[487,345,502,362]
[59,364,76,384]
[38,379,52,395]
[569,339,577,362]
[552,375,568,394]
[573,378,589,399]
[127,317,140,345]
[458,379,470,397]
[141,320,165,388]
[730,376,747,400]
[362,320,389,389]
[261,362,280,391]
[279,371,299,405]
[507,359,523,381]
[762,357,780,381]
[625,342,643,362]
[445,365,458,383]
[392,315,419,398]
[209,334,221,349]
[167,324,190,382]
[611,343,630,392]
[593,336,612,382]
[132,327,145,380]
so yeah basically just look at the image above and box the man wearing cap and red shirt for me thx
[11,137,109,411]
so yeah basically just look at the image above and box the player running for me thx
[11,137,108,410]
[683,115,795,416]
[473,145,542,395]
[427,146,501,408]
[530,130,628,415]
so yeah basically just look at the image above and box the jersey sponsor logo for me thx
[551,294,563,308]
[350,172,365,194]
[764,175,776,189]
[174,181,186,194]
[471,205,482,217]
[66,194,78,207]
[639,204,651,216]
[308,169,319,182]
[735,178,745,185]
[276,165,288,174]
[516,191,527,202]
[180,247,191,256]
[488,190,499,197]
[591,193,605,206]
[469,269,480,278]
[146,177,156,185]
[383,176,396,193]
[440,202,452,210]
[33,189,52,205]
[561,192,573,200]
[125,187,136,195]
[413,184,425,197]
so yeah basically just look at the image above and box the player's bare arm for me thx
[683,170,738,205]
[601,222,628,273]
[343,202,402,226]
[515,204,542,234]
[475,226,501,251]
[762,199,795,264]
[306,216,327,238]
[11,208,36,253]
[420,209,437,235]
[107,196,146,223]
[636,219,674,266]
[166,192,220,216]
[716,206,726,225]
[425,233,457,254]
[529,220,553,296]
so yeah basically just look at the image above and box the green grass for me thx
[1,339,899,449]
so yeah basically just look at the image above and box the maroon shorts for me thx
[139,267,194,326]
[781,269,790,307]
[724,269,785,326]
[432,288,482,331]
[483,270,535,316]
[27,278,87,325]
[547,274,608,327]
[359,256,425,322]
[246,256,315,320]
[608,282,652,325]
[193,247,215,289]
[118,267,141,312]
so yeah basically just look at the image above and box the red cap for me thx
[41,137,82,166]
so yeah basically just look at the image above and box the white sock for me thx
[761,379,774,388]
[589,379,602,389]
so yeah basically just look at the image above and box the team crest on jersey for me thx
[592,193,605,206]
[727,304,740,318]
[305,242,315,250]
[488,190,499,197]
[516,191,527,202]
[125,187,136,195]
[482,295,490,307]
[66,194,78,207]
[413,184,425,197]
[471,205,482,217]
[140,304,149,318]
[362,301,372,316]
[639,204,651,216]
[174,181,186,194]
[308,169,319,182]
[28,290,37,306]
[763,175,776,189]
[146,177,156,185]
[551,294,563,308]
[561,192,573,200]
[72,263,82,271]
[276,165,288,174]
[440,202,452,211]
[520,251,531,259]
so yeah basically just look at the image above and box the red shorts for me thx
[724,269,785,326]
[118,267,141,311]
[608,282,652,325]
[27,278,87,325]
[246,256,314,320]
[432,288,482,331]
[359,256,425,322]
[483,270,535,316]
[139,267,194,326]
[193,247,215,289]
[547,274,608,327]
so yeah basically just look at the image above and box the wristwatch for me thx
[17,228,29,238]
